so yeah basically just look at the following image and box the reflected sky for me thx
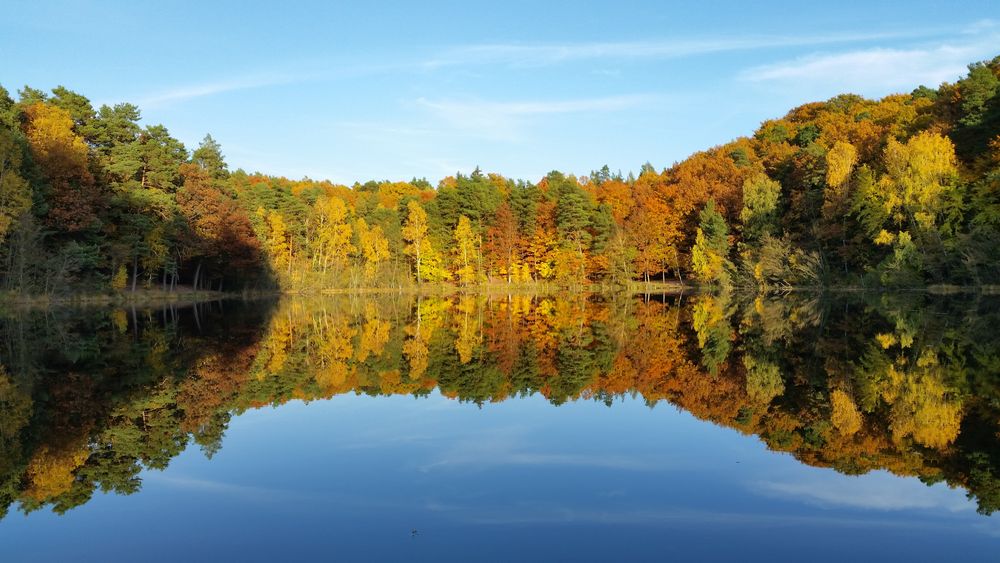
[1,390,995,562]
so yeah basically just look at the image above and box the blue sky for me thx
[2,0,998,184]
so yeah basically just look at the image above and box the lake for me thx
[0,292,997,561]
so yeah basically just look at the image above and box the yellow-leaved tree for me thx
[882,131,959,232]
[453,215,482,285]
[826,140,859,190]
[266,211,292,275]
[830,388,863,437]
[402,200,449,283]
[313,195,354,275]
[402,200,428,283]
[856,131,959,244]
[0,128,32,241]
[355,218,389,282]
[24,103,101,232]
[691,200,733,286]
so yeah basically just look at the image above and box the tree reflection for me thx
[1,292,999,516]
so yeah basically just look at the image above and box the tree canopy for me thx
[0,56,998,294]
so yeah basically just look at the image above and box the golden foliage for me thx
[830,389,863,436]
[825,141,858,189]
[24,444,89,501]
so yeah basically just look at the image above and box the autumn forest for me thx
[1,58,999,295]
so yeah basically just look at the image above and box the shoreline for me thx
[0,289,229,310]
[2,282,999,309]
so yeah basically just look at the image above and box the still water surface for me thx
[0,293,997,561]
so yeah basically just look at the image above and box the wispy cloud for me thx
[133,73,310,108]
[962,19,999,35]
[414,94,661,140]
[419,450,658,473]
[417,94,656,116]
[751,472,973,512]
[130,61,402,108]
[129,24,990,111]
[145,472,430,512]
[415,426,668,472]
[739,32,1000,93]
[145,474,314,502]
[432,502,977,532]
[335,94,659,144]
[421,30,943,69]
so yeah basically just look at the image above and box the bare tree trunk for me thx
[131,254,139,292]
[415,242,422,285]
[131,306,138,339]
[193,260,202,291]
[192,302,201,332]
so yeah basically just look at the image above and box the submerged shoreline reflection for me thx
[0,291,998,519]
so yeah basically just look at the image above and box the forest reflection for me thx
[1,291,999,519]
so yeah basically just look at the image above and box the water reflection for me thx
[1,292,998,520]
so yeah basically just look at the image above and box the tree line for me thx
[0,56,998,294]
